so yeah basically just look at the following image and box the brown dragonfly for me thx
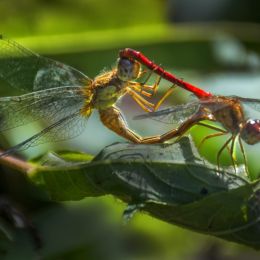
[0,38,175,156]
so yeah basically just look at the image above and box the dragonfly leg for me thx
[216,135,233,171]
[143,73,161,96]
[238,136,249,176]
[138,69,148,79]
[153,85,176,111]
[139,68,153,85]
[128,82,176,112]
[230,135,238,172]
[198,131,229,149]
[128,73,161,97]
[128,82,154,98]
[139,65,162,96]
[130,95,152,112]
[126,87,155,112]
[99,106,208,144]
[196,122,226,133]
[196,122,231,152]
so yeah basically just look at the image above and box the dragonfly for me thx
[121,49,260,174]
[0,37,175,157]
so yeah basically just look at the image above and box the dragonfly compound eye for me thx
[241,119,260,145]
[117,58,141,81]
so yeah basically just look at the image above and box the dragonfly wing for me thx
[0,37,91,91]
[0,112,88,157]
[134,101,201,125]
[0,86,87,132]
[232,96,260,113]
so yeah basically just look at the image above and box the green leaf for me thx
[144,181,260,249]
[30,137,260,248]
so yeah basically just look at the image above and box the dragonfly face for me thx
[88,58,142,111]
[241,119,260,145]
[117,58,141,81]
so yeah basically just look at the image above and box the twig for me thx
[0,150,35,174]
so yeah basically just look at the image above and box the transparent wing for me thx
[0,86,86,132]
[134,101,201,125]
[232,96,260,113]
[0,111,88,157]
[0,36,91,91]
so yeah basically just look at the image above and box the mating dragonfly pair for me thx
[0,37,260,176]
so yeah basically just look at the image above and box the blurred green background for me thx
[1,0,260,259]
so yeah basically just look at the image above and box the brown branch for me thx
[0,150,35,174]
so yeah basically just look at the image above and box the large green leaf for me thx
[30,137,260,249]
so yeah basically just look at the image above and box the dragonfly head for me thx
[117,57,141,81]
[241,119,260,145]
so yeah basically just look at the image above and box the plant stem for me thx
[0,150,35,174]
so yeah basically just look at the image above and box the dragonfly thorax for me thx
[117,58,141,81]
[240,119,260,145]
[202,96,245,134]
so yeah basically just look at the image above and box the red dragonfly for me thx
[120,49,260,174]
